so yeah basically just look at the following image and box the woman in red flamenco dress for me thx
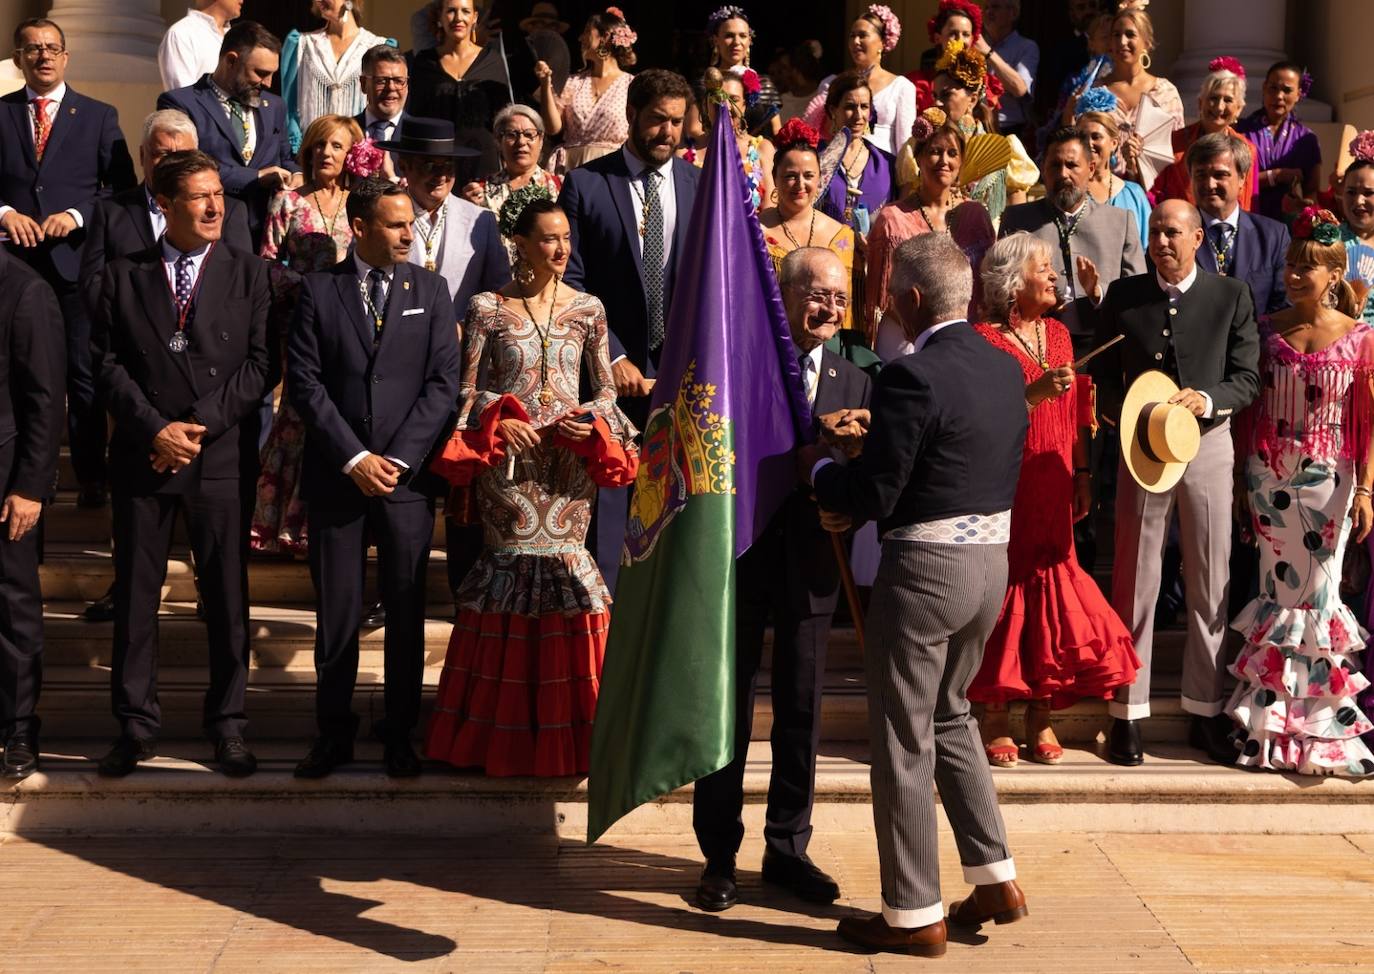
[969,232,1140,767]
[424,196,638,777]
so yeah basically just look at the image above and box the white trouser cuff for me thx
[962,857,1016,886]
[1108,700,1151,720]
[881,898,946,929]
[1181,694,1224,718]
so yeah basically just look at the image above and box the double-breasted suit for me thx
[93,242,276,743]
[694,347,872,863]
[1092,269,1260,720]
[288,257,461,744]
[0,249,65,741]
[560,149,700,590]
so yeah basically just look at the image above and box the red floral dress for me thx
[969,318,1141,707]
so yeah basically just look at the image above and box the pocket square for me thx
[402,307,425,317]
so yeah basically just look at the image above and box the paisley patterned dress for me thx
[424,291,638,776]
[1232,321,1374,776]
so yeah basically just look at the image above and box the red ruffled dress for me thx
[969,319,1141,708]
[424,292,638,776]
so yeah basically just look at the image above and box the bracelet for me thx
[1356,486,1373,498]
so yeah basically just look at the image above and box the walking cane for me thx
[829,530,865,655]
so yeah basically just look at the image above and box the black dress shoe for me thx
[2,731,39,780]
[383,739,423,778]
[362,601,386,627]
[761,848,840,903]
[695,856,738,912]
[98,736,157,777]
[1189,714,1240,765]
[76,484,108,509]
[1106,718,1143,767]
[294,736,354,779]
[83,587,116,623]
[195,598,206,621]
[215,737,258,777]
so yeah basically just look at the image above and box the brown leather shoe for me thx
[948,880,1028,927]
[837,914,947,956]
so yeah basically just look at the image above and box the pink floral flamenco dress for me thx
[424,291,638,776]
[1232,321,1374,776]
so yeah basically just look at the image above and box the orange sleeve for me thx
[429,394,531,486]
[554,415,640,489]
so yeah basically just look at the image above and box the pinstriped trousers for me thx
[865,540,1016,928]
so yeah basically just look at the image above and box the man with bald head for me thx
[692,247,870,914]
[1092,198,1259,767]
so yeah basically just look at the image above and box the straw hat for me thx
[1120,370,1201,494]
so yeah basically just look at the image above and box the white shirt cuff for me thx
[810,457,835,484]
[1199,391,1214,419]
[64,207,83,229]
[343,451,369,474]
[610,354,626,366]
[0,205,13,222]
[385,456,409,470]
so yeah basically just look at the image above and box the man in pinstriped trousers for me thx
[801,233,1031,957]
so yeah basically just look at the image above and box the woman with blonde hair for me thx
[281,0,394,152]
[968,232,1139,767]
[1075,99,1150,249]
[1231,207,1374,776]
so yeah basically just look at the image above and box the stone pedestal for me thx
[1171,0,1331,122]
[49,0,166,85]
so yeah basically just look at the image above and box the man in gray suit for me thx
[1000,127,1147,358]
[800,234,1029,957]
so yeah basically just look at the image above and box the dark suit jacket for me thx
[287,258,461,505]
[0,248,65,500]
[93,243,276,495]
[1197,209,1290,316]
[560,151,701,372]
[1091,269,1260,427]
[80,184,253,315]
[773,348,872,615]
[157,77,298,240]
[0,88,136,283]
[999,197,1146,340]
[814,323,1027,536]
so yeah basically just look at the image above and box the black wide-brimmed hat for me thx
[374,117,480,158]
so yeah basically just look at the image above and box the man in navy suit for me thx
[1,17,137,508]
[559,68,701,590]
[355,44,408,181]
[1189,131,1289,315]
[157,20,301,248]
[288,178,460,780]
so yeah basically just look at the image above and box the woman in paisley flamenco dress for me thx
[424,197,638,777]
[1233,208,1374,776]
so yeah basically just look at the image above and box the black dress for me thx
[406,45,512,176]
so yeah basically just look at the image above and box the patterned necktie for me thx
[367,268,387,342]
[227,98,251,160]
[641,169,665,351]
[799,350,818,406]
[368,119,389,143]
[1210,222,1235,276]
[174,255,194,315]
[31,97,51,161]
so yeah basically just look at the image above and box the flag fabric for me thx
[586,107,812,842]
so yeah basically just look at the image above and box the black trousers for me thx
[54,275,105,489]
[308,494,435,743]
[444,518,483,599]
[692,533,833,862]
[0,481,44,740]
[110,478,250,741]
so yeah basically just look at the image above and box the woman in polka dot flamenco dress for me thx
[1232,207,1374,776]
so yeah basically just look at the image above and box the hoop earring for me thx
[770,188,779,204]
[1140,52,1152,70]
[514,256,535,287]
[1325,283,1339,308]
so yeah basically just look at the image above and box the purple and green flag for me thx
[587,107,813,842]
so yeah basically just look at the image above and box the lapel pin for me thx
[403,280,410,290]
[827,368,837,377]
[68,106,76,114]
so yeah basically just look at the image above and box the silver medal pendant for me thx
[168,331,189,353]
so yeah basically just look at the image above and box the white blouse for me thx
[808,73,918,158]
[296,27,385,134]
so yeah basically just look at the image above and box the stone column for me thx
[1170,0,1331,122]
[47,0,167,84]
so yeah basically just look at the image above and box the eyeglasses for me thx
[17,43,65,58]
[363,76,408,90]
[787,286,849,310]
[408,159,456,176]
[500,129,541,143]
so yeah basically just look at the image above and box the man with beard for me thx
[158,20,301,248]
[1090,199,1259,768]
[354,44,408,181]
[1189,131,1290,315]
[559,69,701,591]
[1000,127,1146,359]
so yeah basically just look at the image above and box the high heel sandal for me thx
[1026,700,1064,765]
[981,704,1019,768]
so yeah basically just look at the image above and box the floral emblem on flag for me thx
[624,362,735,563]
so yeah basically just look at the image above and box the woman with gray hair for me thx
[462,103,563,269]
[969,231,1139,768]
[1150,56,1260,211]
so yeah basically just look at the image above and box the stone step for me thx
[6,739,1369,836]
